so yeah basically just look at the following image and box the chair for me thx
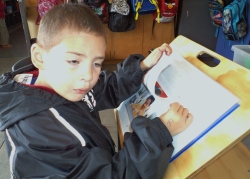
[12,57,32,71]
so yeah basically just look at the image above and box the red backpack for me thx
[153,0,178,23]
[36,0,62,25]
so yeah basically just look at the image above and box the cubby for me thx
[24,0,175,64]
[103,14,175,64]
[4,0,22,29]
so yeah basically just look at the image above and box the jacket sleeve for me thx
[5,114,173,179]
[112,116,174,179]
[94,54,146,110]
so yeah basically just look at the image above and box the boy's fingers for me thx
[158,43,167,50]
[170,102,181,111]
[186,113,194,125]
[182,108,189,118]
[159,43,172,55]
[166,49,172,56]
[154,48,162,58]
[150,43,171,62]
[177,105,184,113]
[156,43,169,52]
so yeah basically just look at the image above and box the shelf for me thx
[5,10,20,15]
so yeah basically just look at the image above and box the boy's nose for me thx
[79,65,93,82]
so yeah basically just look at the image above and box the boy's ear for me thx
[31,43,45,70]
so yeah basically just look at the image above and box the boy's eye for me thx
[68,60,79,65]
[94,63,102,68]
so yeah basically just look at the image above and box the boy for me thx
[0,4,193,179]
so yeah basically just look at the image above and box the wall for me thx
[24,1,175,64]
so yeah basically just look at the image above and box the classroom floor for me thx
[0,25,249,179]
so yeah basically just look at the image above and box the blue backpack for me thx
[208,0,224,27]
[208,0,234,37]
[222,0,247,41]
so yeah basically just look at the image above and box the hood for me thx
[0,65,67,131]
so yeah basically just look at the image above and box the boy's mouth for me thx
[74,88,89,94]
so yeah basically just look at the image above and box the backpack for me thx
[130,0,159,20]
[208,0,234,36]
[153,0,178,23]
[222,0,247,41]
[108,0,136,32]
[208,0,224,26]
[83,0,110,23]
[36,0,62,25]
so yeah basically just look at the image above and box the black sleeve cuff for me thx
[152,117,173,147]
[117,54,147,85]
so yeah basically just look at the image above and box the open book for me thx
[117,51,240,162]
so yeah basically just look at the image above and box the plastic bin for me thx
[231,45,250,70]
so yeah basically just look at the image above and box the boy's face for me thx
[35,31,106,102]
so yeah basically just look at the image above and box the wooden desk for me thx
[162,35,250,178]
[115,35,250,178]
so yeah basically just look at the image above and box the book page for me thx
[117,84,156,133]
[144,51,240,160]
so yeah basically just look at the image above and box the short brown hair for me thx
[36,3,107,50]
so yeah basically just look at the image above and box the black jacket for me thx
[0,55,174,179]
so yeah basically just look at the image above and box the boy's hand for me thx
[140,43,172,71]
[159,102,193,136]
